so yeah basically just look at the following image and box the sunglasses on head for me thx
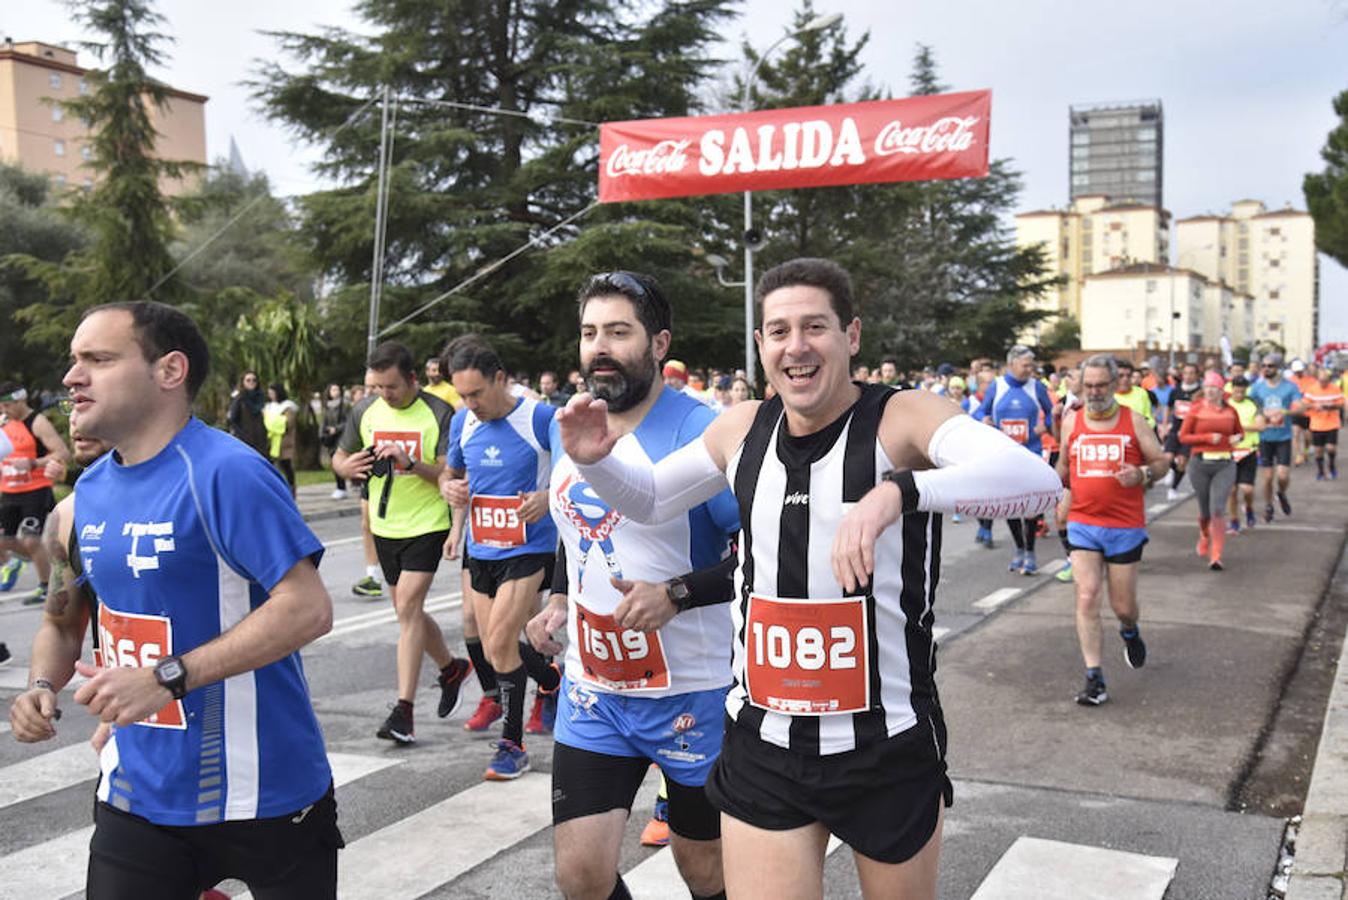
[588,272,650,301]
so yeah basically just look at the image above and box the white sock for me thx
[366,564,381,580]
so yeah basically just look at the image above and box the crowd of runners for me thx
[1,257,1344,899]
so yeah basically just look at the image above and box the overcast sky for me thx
[8,0,1346,343]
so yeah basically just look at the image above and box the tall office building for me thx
[1069,101,1163,209]
[0,40,207,196]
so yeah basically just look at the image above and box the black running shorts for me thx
[1235,454,1259,486]
[551,742,720,840]
[1311,429,1339,448]
[0,488,56,538]
[1258,439,1292,468]
[466,552,553,597]
[87,782,343,900]
[1163,429,1191,457]
[374,530,449,585]
[706,715,952,865]
[1292,414,1311,430]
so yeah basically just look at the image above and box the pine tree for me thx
[252,0,739,377]
[1304,89,1348,268]
[5,0,194,354]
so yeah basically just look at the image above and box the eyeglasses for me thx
[587,271,650,302]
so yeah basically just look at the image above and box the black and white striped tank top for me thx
[724,383,943,755]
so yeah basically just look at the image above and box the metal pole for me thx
[744,190,755,385]
[366,85,391,363]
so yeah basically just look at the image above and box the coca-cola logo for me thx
[874,116,979,157]
[605,139,691,178]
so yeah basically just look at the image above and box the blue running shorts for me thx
[1066,522,1148,564]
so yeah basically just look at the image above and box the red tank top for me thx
[1,413,54,494]
[1066,407,1145,529]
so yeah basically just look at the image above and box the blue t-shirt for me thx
[974,374,1055,454]
[75,418,329,826]
[1248,379,1302,443]
[448,395,558,559]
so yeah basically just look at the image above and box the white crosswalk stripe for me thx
[971,836,1178,899]
[0,752,403,900]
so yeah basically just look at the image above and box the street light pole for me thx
[740,12,841,387]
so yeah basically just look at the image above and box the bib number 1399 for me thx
[744,595,870,715]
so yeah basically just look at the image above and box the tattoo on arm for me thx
[45,559,70,617]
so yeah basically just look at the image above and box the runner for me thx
[333,341,471,744]
[1290,359,1317,466]
[0,381,71,604]
[1163,363,1201,500]
[424,356,463,409]
[440,336,562,779]
[1225,376,1263,532]
[1055,355,1168,706]
[964,369,997,549]
[1113,359,1156,430]
[1248,353,1303,522]
[1177,372,1244,570]
[974,346,1056,575]
[1304,367,1344,480]
[11,301,343,898]
[523,270,739,900]
[351,370,387,600]
[559,258,1061,900]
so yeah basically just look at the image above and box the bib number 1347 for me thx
[744,595,870,715]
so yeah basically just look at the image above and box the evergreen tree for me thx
[745,11,1053,367]
[1304,89,1348,268]
[252,0,739,376]
[5,0,194,353]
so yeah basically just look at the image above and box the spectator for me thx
[320,383,349,499]
[226,371,268,455]
[263,383,299,499]
[538,371,567,406]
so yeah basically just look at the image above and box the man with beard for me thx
[440,338,562,780]
[1056,355,1168,706]
[524,271,739,900]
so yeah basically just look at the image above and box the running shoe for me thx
[484,739,530,781]
[1246,508,1256,529]
[1210,560,1224,571]
[330,488,348,500]
[1075,675,1108,706]
[1166,488,1182,501]
[351,576,383,598]
[1121,628,1147,669]
[1008,550,1025,573]
[640,797,671,847]
[974,526,988,545]
[464,696,503,732]
[1317,473,1326,482]
[22,584,46,606]
[1227,519,1240,535]
[0,558,24,592]
[376,704,415,744]
[0,642,10,666]
[1020,552,1038,576]
[951,513,963,524]
[437,658,473,719]
[524,692,547,735]
[1055,563,1074,583]
[1263,505,1275,524]
[1278,492,1292,516]
[1332,468,1339,480]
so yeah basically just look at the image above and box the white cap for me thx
[1290,359,1306,372]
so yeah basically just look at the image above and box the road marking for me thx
[0,722,8,735]
[239,773,552,900]
[323,535,365,547]
[625,831,843,897]
[0,751,403,900]
[1041,557,1068,575]
[320,592,463,641]
[974,588,1021,610]
[0,742,98,812]
[933,626,950,641]
[971,836,1177,900]
[1147,503,1170,515]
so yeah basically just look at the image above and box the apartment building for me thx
[1079,262,1252,356]
[1069,100,1163,209]
[0,39,207,196]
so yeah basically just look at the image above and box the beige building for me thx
[1078,262,1250,358]
[1017,194,1171,326]
[0,40,207,197]
[1176,200,1319,357]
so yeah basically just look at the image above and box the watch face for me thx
[158,659,184,682]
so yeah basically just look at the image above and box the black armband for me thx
[551,542,569,596]
[670,554,737,612]
[880,469,920,515]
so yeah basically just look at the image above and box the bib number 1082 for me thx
[750,622,856,671]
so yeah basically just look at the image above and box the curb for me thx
[300,504,363,525]
[1287,546,1348,900]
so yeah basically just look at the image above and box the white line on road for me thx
[933,626,950,641]
[322,535,365,547]
[0,751,404,900]
[625,831,844,897]
[971,835,1177,899]
[0,743,99,812]
[974,588,1022,610]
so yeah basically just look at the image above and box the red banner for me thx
[598,90,991,203]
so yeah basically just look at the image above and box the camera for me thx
[365,448,396,519]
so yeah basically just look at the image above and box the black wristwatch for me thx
[154,656,189,700]
[880,469,920,515]
[665,576,692,613]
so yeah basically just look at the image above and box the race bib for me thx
[371,429,423,475]
[96,605,186,730]
[745,595,870,715]
[1265,408,1286,427]
[469,494,527,548]
[1173,400,1192,420]
[575,601,670,691]
[1000,419,1030,444]
[1075,434,1126,478]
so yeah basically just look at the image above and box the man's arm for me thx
[1134,411,1170,480]
[32,414,71,467]
[72,558,332,726]
[10,498,92,741]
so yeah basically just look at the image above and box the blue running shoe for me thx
[0,558,23,592]
[1008,550,1025,573]
[484,739,530,781]
[1020,552,1038,576]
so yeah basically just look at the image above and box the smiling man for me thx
[558,258,1061,900]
